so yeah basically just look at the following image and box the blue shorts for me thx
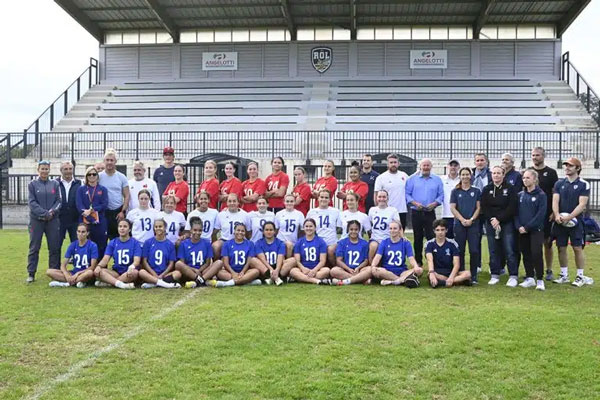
[554,222,585,247]
[231,265,244,273]
[384,266,407,276]
[112,267,127,275]
[70,268,85,275]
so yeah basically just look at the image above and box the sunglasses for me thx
[38,160,50,166]
[86,173,98,177]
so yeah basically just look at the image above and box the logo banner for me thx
[202,52,238,71]
[311,47,332,73]
[410,50,447,69]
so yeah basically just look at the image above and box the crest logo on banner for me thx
[312,47,332,73]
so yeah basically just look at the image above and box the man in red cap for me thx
[153,147,176,197]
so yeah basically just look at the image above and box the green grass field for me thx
[1,229,599,400]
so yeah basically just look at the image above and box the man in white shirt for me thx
[441,159,461,239]
[128,161,162,211]
[374,153,409,229]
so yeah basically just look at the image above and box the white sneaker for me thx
[49,281,69,287]
[264,279,273,285]
[583,275,594,285]
[275,277,284,286]
[173,283,182,289]
[117,282,135,290]
[572,275,586,287]
[380,279,394,286]
[95,281,111,287]
[248,279,262,286]
[141,283,156,289]
[518,278,536,288]
[477,267,482,274]
[553,274,570,284]
[488,277,500,285]
[506,277,518,287]
[331,278,341,285]
[536,280,545,291]
[76,282,87,289]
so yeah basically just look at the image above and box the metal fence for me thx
[1,130,599,167]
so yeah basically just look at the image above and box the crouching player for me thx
[207,223,263,287]
[371,221,422,287]
[331,220,372,285]
[175,218,220,288]
[426,219,471,288]
[139,219,181,289]
[47,223,97,288]
[94,219,140,289]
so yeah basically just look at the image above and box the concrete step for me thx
[542,87,574,95]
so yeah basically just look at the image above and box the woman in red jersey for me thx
[264,157,289,214]
[312,160,338,207]
[218,162,243,211]
[163,164,189,216]
[338,165,369,212]
[292,167,312,216]
[196,160,219,210]
[241,162,266,212]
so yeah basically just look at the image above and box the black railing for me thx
[1,130,599,168]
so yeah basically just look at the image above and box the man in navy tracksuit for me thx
[515,169,547,290]
[27,160,62,282]
[55,161,82,254]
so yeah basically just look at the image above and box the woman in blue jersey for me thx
[426,219,471,288]
[46,223,98,288]
[207,223,262,287]
[139,219,181,289]
[280,218,331,284]
[371,220,422,287]
[175,217,219,288]
[253,221,286,285]
[94,219,141,289]
[331,220,372,285]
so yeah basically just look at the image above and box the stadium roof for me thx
[55,0,591,42]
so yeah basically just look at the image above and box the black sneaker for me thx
[403,273,420,289]
[545,270,554,281]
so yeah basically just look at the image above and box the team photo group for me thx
[27,145,592,291]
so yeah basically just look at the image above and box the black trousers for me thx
[519,230,545,280]
[399,213,407,231]
[411,209,435,265]
[106,208,121,240]
[443,217,455,239]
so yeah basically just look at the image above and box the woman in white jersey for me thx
[340,193,371,239]
[249,197,275,243]
[159,195,186,246]
[213,193,251,259]
[186,191,218,241]
[368,190,400,263]
[275,194,305,258]
[306,189,342,266]
[126,190,161,245]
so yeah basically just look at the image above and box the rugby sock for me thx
[156,279,173,289]
[216,279,235,287]
[163,275,175,283]
[576,269,584,278]
[115,280,127,289]
[561,267,568,276]
[343,278,352,285]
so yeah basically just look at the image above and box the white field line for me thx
[25,290,201,400]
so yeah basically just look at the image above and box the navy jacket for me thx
[56,177,82,224]
[515,187,547,232]
[505,168,523,191]
[76,184,109,223]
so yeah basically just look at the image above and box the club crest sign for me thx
[311,47,332,73]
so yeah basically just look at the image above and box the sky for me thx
[0,0,598,132]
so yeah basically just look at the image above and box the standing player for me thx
[241,162,267,212]
[139,219,180,289]
[311,160,338,207]
[531,147,559,280]
[196,160,220,210]
[406,158,444,267]
[374,154,409,229]
[280,219,331,285]
[163,165,189,216]
[307,190,342,266]
[128,161,161,211]
[253,221,286,285]
[264,157,290,213]
[371,221,422,287]
[159,195,186,245]
[175,218,220,287]
[248,197,276,242]
[46,223,97,288]
[331,220,372,286]
[552,158,593,287]
[337,166,368,212]
[94,219,140,289]
[340,193,371,239]
[292,167,311,216]
[76,166,109,259]
[126,190,161,244]
[426,219,471,288]
[368,190,401,262]
[218,162,243,211]
[516,169,547,291]
[275,194,305,257]
[450,168,482,283]
[441,159,461,239]
[186,191,218,241]
[360,153,379,214]
[213,193,251,259]
[207,224,263,287]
